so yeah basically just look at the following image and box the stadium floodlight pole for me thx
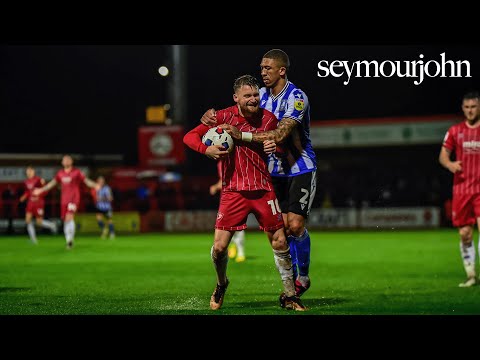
[168,45,187,125]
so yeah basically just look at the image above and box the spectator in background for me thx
[19,166,57,244]
[136,181,151,213]
[2,185,15,233]
[321,192,333,209]
[439,91,480,287]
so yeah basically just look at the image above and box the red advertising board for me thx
[138,126,185,166]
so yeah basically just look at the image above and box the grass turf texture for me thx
[0,230,478,315]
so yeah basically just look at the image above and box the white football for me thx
[202,126,235,153]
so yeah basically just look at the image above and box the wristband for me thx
[241,132,253,142]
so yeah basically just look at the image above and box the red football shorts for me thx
[215,190,284,232]
[61,201,79,220]
[452,193,480,227]
[26,200,45,217]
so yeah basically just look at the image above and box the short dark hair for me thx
[233,75,259,93]
[463,91,480,102]
[263,49,290,70]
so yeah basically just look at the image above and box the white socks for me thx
[41,219,56,232]
[460,241,476,278]
[273,247,295,297]
[232,230,245,257]
[26,222,37,244]
[64,220,76,244]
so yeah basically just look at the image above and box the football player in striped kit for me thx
[202,49,317,304]
[94,176,115,239]
[439,91,480,287]
[185,75,305,311]
[34,155,99,250]
[19,166,58,244]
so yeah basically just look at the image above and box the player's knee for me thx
[288,219,305,237]
[271,230,288,251]
[459,226,473,243]
[271,238,288,251]
[283,223,292,237]
[213,243,228,255]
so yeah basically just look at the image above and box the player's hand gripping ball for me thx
[202,126,235,153]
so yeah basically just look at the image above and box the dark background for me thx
[1,45,478,181]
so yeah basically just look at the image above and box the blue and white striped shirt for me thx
[259,81,317,177]
[96,185,113,212]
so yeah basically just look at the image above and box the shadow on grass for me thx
[229,255,260,262]
[0,287,31,293]
[230,297,348,309]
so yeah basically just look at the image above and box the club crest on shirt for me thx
[294,93,304,111]
[294,99,304,110]
[279,99,288,112]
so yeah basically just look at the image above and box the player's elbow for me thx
[183,133,192,147]
[275,133,288,144]
[438,152,447,166]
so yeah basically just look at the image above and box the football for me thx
[202,126,235,153]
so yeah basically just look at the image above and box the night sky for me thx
[2,44,479,164]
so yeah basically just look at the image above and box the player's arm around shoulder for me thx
[273,88,308,140]
[271,117,297,143]
[249,111,297,144]
[201,108,217,126]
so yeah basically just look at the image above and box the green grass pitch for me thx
[0,230,478,315]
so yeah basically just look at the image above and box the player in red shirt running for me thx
[19,166,57,244]
[33,155,98,249]
[184,75,305,311]
[439,91,480,287]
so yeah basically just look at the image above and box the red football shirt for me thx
[54,168,86,204]
[184,105,277,192]
[443,121,480,195]
[24,176,45,203]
